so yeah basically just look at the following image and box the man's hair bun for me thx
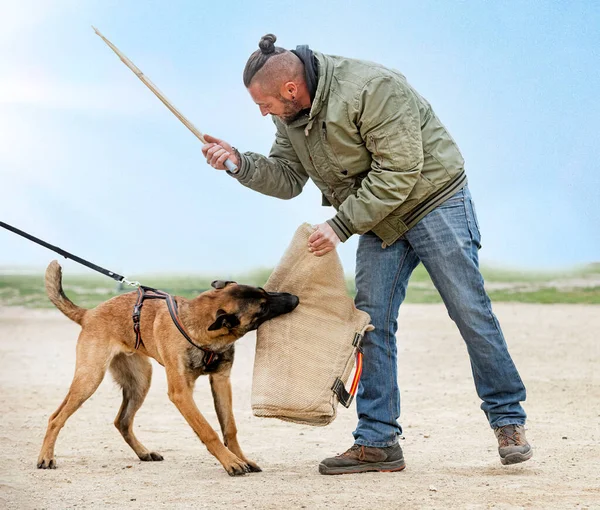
[259,34,277,54]
[243,33,286,87]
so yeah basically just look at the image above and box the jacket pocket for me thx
[320,122,346,179]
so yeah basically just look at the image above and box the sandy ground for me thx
[0,303,599,510]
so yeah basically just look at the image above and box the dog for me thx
[37,260,299,476]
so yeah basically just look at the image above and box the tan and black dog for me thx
[37,260,298,476]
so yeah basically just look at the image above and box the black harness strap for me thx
[133,286,219,369]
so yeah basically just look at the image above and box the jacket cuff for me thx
[226,152,253,183]
[327,212,355,243]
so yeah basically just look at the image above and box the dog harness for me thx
[0,222,220,372]
[132,286,219,370]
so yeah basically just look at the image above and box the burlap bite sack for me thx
[251,223,373,426]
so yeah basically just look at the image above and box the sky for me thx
[0,0,598,279]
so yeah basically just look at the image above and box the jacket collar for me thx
[291,45,318,102]
[311,52,333,119]
[286,52,332,132]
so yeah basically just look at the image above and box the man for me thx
[202,33,532,475]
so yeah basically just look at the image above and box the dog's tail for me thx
[45,260,87,325]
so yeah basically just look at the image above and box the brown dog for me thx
[37,260,299,476]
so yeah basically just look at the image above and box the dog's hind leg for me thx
[210,372,261,472]
[110,353,163,462]
[37,332,113,469]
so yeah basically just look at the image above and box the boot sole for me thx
[318,458,406,475]
[501,449,533,465]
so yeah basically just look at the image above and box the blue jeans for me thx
[353,186,527,447]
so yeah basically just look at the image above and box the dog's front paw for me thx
[37,456,56,469]
[222,453,252,477]
[138,452,164,462]
[245,459,262,472]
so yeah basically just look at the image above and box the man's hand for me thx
[201,134,240,171]
[308,222,340,257]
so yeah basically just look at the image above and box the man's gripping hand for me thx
[202,134,240,171]
[308,222,341,257]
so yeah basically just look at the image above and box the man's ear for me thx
[282,81,298,99]
[208,309,241,331]
[211,280,237,289]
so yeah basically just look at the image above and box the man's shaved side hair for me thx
[243,34,304,93]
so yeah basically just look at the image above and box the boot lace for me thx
[338,444,366,461]
[497,425,522,447]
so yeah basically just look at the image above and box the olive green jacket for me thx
[231,52,467,246]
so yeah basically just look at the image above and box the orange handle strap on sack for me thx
[332,333,365,408]
[349,350,363,396]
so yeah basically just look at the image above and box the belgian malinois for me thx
[37,260,299,476]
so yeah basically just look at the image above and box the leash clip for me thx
[122,277,141,287]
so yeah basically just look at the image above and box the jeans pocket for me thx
[466,198,482,249]
[470,197,481,232]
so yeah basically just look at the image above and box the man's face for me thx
[248,82,304,125]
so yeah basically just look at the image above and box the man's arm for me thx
[326,75,424,242]
[203,121,309,200]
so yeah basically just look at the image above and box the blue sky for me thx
[1,0,598,278]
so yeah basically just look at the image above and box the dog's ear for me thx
[208,309,241,331]
[211,280,237,289]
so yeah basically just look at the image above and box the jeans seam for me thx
[464,200,506,344]
[462,199,528,406]
[384,246,409,431]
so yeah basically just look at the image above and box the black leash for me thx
[1,221,220,370]
[0,221,138,286]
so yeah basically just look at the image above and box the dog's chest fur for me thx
[186,345,234,376]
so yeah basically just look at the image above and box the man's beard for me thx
[274,96,306,125]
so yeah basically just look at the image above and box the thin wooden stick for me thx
[92,26,238,172]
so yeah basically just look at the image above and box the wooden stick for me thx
[92,26,238,172]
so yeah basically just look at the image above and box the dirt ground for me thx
[0,303,598,510]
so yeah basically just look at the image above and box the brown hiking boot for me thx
[494,424,533,465]
[318,443,406,475]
